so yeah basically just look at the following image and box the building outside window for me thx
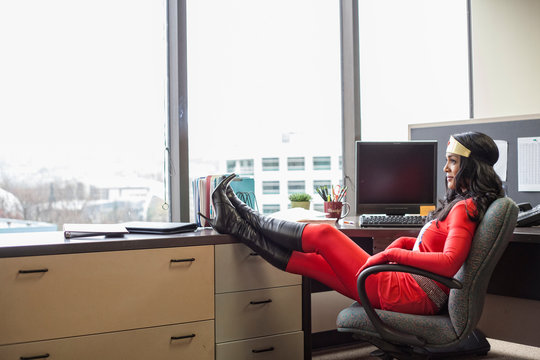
[0,1,169,231]
[288,180,306,194]
[262,181,280,195]
[287,157,305,171]
[313,156,331,170]
[262,157,279,171]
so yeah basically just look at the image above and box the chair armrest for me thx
[356,264,462,347]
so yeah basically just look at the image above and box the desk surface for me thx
[1,224,538,259]
[0,228,238,258]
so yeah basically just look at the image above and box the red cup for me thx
[324,201,350,221]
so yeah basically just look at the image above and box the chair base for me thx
[368,329,490,360]
[423,329,490,358]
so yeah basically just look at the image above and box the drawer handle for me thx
[171,334,196,341]
[18,269,48,274]
[170,258,195,263]
[249,299,272,305]
[20,354,50,360]
[252,347,274,353]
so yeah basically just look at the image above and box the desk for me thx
[0,230,303,360]
[1,226,539,358]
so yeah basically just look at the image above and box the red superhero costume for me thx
[285,199,478,315]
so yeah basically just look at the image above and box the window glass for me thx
[313,156,331,170]
[262,181,280,195]
[0,1,169,231]
[287,157,306,171]
[288,181,306,194]
[358,0,469,141]
[187,0,342,216]
[262,158,279,171]
[263,204,281,215]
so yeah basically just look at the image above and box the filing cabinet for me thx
[214,243,303,360]
[0,246,215,359]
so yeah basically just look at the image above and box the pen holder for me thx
[324,201,350,221]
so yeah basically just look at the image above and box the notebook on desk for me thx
[63,223,129,239]
[123,221,198,235]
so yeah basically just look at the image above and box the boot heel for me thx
[198,212,215,227]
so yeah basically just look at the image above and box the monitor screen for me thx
[355,140,437,215]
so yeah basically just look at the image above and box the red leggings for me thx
[285,223,382,308]
[285,224,438,314]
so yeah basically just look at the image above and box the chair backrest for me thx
[448,197,518,337]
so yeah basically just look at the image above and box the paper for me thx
[267,207,336,225]
[518,136,540,192]
[494,140,508,182]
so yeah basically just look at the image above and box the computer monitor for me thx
[355,140,437,215]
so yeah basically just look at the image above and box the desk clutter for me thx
[192,174,256,227]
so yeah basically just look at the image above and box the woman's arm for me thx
[385,236,417,250]
[361,202,477,277]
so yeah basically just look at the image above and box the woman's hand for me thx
[359,251,389,272]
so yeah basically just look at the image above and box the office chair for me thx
[336,197,519,360]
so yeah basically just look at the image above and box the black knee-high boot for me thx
[199,174,292,271]
[224,176,306,252]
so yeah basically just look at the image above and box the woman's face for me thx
[444,153,461,190]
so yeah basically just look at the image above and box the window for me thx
[0,1,169,230]
[287,157,306,171]
[225,159,254,175]
[263,204,281,215]
[313,180,332,195]
[262,158,279,171]
[262,181,280,195]
[288,181,306,194]
[187,0,342,217]
[313,156,331,170]
[358,0,469,141]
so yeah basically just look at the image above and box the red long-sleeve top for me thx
[359,199,478,282]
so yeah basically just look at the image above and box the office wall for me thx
[471,0,540,118]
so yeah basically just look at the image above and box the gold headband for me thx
[446,136,471,157]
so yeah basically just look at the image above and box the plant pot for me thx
[291,201,310,210]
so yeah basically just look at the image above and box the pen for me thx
[343,220,355,225]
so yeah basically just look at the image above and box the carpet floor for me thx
[312,339,540,360]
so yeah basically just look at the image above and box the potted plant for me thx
[289,192,312,210]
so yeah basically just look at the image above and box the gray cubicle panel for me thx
[410,117,540,207]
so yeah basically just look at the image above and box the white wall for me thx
[472,0,540,118]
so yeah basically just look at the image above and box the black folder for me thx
[123,221,198,235]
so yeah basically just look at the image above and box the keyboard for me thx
[516,204,540,227]
[360,215,426,228]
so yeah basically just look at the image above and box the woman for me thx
[201,132,504,315]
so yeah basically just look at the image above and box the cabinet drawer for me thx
[215,243,301,293]
[216,331,303,360]
[0,246,214,345]
[0,320,214,360]
[215,285,302,342]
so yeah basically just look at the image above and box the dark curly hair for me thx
[429,131,505,223]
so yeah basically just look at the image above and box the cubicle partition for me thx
[410,116,540,206]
